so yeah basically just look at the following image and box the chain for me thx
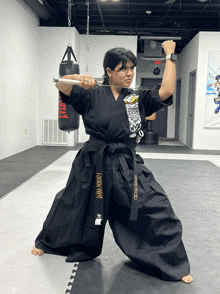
[68,0,72,28]
[68,0,72,45]
[86,0,90,72]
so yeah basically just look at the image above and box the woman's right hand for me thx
[74,75,96,90]
[55,74,96,96]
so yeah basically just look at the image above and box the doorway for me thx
[175,79,181,140]
[186,70,196,148]
[141,78,167,137]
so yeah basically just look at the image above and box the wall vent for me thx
[42,118,68,145]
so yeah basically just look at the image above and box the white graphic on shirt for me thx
[124,94,141,136]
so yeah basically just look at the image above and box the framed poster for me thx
[204,51,220,128]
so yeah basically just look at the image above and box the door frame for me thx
[186,70,196,148]
[175,78,181,140]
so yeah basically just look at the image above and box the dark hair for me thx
[102,47,138,85]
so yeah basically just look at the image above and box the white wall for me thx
[0,0,39,160]
[177,32,220,150]
[176,34,199,146]
[193,32,220,150]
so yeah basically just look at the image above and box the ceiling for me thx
[27,0,220,53]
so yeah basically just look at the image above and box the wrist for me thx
[166,53,177,62]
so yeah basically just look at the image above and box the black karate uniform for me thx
[35,84,190,281]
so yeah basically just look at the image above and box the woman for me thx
[32,41,193,284]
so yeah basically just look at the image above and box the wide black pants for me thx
[35,141,190,281]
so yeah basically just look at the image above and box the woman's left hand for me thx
[161,40,176,56]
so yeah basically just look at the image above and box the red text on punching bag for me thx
[59,94,68,119]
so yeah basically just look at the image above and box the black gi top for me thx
[60,84,172,144]
[59,84,173,222]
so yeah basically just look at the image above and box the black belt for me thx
[89,136,139,225]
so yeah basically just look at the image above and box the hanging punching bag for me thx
[58,44,80,131]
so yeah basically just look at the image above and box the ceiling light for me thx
[146,11,152,15]
[38,0,43,4]
[140,36,182,40]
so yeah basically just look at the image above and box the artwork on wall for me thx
[204,51,220,128]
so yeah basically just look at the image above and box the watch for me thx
[166,53,177,61]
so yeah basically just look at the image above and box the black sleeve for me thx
[140,85,173,117]
[59,85,91,115]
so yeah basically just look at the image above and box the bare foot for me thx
[182,274,193,284]
[31,246,44,256]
